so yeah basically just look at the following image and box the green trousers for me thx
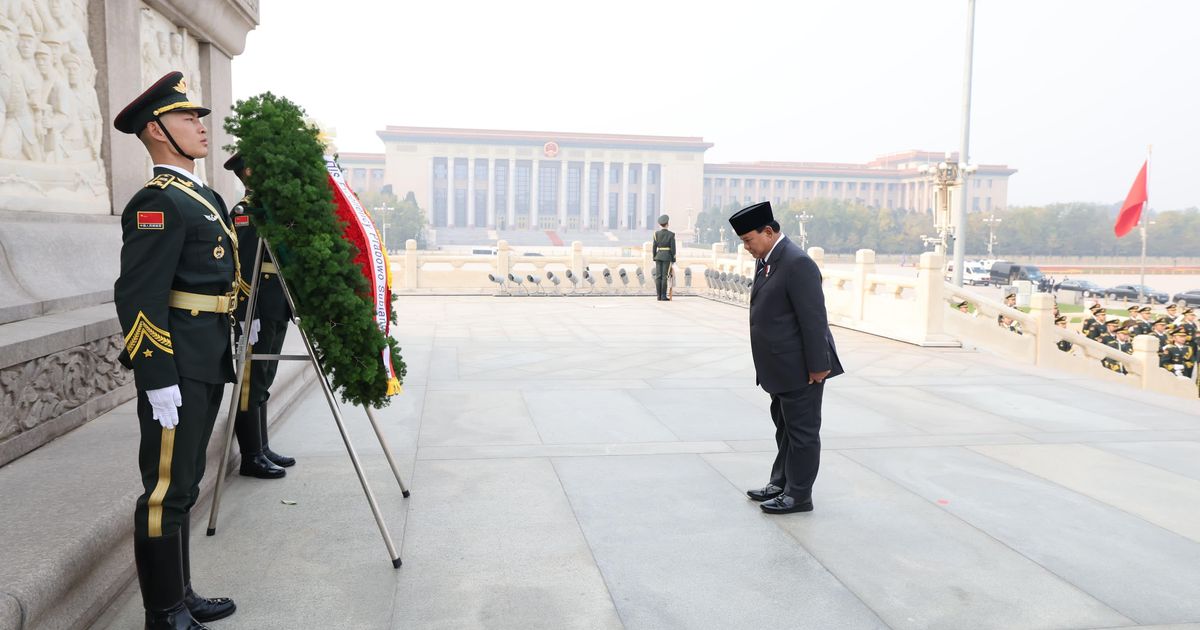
[655,260,671,298]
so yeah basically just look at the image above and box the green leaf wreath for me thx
[224,92,405,409]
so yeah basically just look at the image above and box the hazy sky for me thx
[232,0,1200,210]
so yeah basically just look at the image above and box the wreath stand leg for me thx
[206,238,408,569]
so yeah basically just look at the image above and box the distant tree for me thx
[357,190,429,250]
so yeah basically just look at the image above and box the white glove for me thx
[240,319,261,345]
[146,385,182,429]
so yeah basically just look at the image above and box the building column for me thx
[619,163,628,229]
[558,161,568,227]
[530,159,540,228]
[507,159,516,228]
[582,162,591,229]
[601,161,611,229]
[429,159,437,225]
[486,158,496,228]
[639,164,648,229]
[466,157,476,227]
[446,157,456,227]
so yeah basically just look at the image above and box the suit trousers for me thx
[768,382,824,499]
[654,260,671,298]
[134,377,224,540]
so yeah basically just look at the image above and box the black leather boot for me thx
[134,531,208,629]
[180,522,237,622]
[236,407,285,479]
[260,402,295,468]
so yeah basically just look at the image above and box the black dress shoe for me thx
[760,494,813,514]
[184,587,236,623]
[239,452,285,479]
[746,484,784,502]
[263,447,295,468]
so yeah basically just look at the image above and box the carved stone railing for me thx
[943,286,1198,399]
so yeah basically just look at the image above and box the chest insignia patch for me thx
[137,211,164,230]
[213,245,226,259]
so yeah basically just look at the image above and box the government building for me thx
[339,127,1016,233]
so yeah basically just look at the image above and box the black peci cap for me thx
[113,71,210,135]
[728,201,774,236]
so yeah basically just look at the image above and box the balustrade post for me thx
[1028,292,1056,366]
[571,241,584,281]
[497,239,511,282]
[853,249,875,322]
[916,252,945,341]
[404,239,418,289]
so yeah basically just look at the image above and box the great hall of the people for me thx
[339,127,1016,233]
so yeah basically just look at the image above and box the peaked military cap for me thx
[1166,303,1178,310]
[223,153,246,173]
[728,201,773,235]
[658,214,670,225]
[1054,315,1067,324]
[1154,317,1170,326]
[1139,305,1153,313]
[1119,320,1136,331]
[113,71,210,135]
[955,300,969,309]
[1088,303,1103,313]
[1005,293,1016,300]
[1105,319,1120,327]
[1184,308,1195,315]
[1172,327,1188,336]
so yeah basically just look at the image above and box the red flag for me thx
[1113,160,1148,237]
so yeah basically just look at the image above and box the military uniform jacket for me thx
[232,195,292,323]
[1161,344,1195,371]
[114,168,237,391]
[748,235,843,394]
[652,228,676,262]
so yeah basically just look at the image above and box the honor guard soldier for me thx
[1099,319,1125,374]
[1081,303,1103,338]
[1164,303,1180,324]
[1180,308,1197,352]
[652,214,676,301]
[225,153,295,478]
[1054,315,1073,352]
[1150,317,1170,350]
[997,292,1016,326]
[1086,308,1108,341]
[113,72,237,629]
[1161,328,1195,377]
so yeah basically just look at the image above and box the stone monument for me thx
[0,0,259,465]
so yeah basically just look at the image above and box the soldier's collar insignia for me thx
[174,79,188,94]
[203,214,218,222]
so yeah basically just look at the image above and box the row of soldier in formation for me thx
[955,294,1196,379]
[1070,302,1197,378]
[112,71,292,629]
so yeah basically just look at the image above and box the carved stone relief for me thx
[0,0,109,213]
[139,4,207,182]
[0,334,134,442]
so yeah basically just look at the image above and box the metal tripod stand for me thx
[205,237,410,568]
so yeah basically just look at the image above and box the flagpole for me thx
[1139,145,1151,304]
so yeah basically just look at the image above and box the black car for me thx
[1054,279,1103,297]
[1171,289,1200,308]
[1103,284,1169,304]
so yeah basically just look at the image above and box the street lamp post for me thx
[982,213,1001,258]
[373,203,395,252]
[951,0,977,287]
[795,211,813,250]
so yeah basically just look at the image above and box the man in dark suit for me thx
[730,201,843,514]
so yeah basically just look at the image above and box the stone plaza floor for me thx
[91,296,1200,630]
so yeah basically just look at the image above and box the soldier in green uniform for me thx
[1180,308,1197,354]
[1099,319,1126,374]
[1150,317,1170,350]
[652,214,676,301]
[1086,308,1108,341]
[1134,305,1154,335]
[223,153,295,479]
[1164,303,1179,325]
[1054,315,1073,352]
[1161,327,1195,378]
[1081,303,1103,339]
[112,71,237,629]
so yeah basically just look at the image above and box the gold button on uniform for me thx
[213,245,225,259]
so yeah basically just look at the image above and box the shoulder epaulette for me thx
[145,173,176,189]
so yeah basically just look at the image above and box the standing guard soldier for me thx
[113,71,237,629]
[1150,317,1170,350]
[1161,327,1195,378]
[652,214,676,301]
[1081,303,1103,339]
[1054,315,1073,353]
[1086,308,1108,341]
[1180,308,1197,354]
[1099,319,1125,374]
[225,153,295,478]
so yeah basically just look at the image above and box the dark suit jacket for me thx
[748,235,844,394]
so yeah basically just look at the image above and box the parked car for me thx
[1103,284,1169,304]
[1171,289,1200,308]
[989,261,1046,290]
[944,263,990,286]
[1054,279,1103,297]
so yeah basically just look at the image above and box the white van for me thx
[945,262,990,286]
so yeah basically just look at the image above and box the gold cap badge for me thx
[174,78,188,94]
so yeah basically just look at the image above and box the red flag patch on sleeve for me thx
[234,214,250,227]
[136,211,165,230]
